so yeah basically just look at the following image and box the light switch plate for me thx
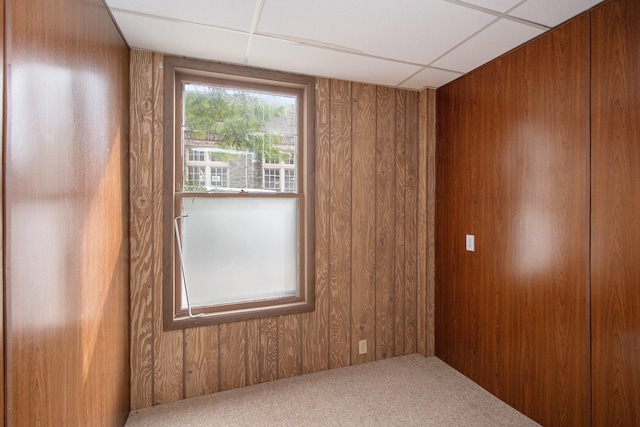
[466,234,475,252]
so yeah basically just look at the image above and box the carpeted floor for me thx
[126,354,541,426]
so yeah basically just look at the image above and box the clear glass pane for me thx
[182,83,298,193]
[179,196,299,308]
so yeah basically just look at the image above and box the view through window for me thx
[182,83,298,193]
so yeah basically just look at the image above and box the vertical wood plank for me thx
[302,78,331,375]
[329,79,352,369]
[404,91,418,355]
[436,71,483,385]
[394,90,407,356]
[591,0,640,424]
[425,89,437,357]
[351,83,377,364]
[184,326,219,398]
[0,0,4,419]
[129,49,155,410]
[152,52,184,405]
[278,314,302,378]
[375,86,396,360]
[245,320,260,386]
[259,318,278,383]
[219,322,246,391]
[417,89,429,357]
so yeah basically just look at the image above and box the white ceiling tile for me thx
[400,67,463,90]
[257,0,496,65]
[106,0,257,32]
[106,0,603,89]
[111,12,249,65]
[509,0,603,27]
[247,36,422,88]
[455,0,524,13]
[432,19,545,73]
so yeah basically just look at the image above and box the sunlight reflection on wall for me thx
[514,209,557,275]
[509,128,562,278]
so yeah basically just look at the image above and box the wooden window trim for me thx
[162,56,315,330]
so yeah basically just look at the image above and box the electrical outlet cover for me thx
[358,339,367,355]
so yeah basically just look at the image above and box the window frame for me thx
[162,56,315,330]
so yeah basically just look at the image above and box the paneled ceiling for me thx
[106,0,603,90]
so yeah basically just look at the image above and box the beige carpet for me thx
[126,354,540,426]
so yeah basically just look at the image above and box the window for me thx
[163,57,315,329]
[285,169,296,192]
[263,149,295,192]
[264,155,279,165]
[188,148,205,162]
[210,167,228,188]
[186,165,205,186]
[264,168,281,191]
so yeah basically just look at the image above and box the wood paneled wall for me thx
[591,0,640,424]
[1,0,5,421]
[4,0,130,425]
[129,50,435,408]
[436,16,591,427]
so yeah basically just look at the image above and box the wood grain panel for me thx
[425,89,437,357]
[417,90,428,357]
[436,16,590,427]
[151,52,184,406]
[278,314,302,378]
[0,0,4,418]
[394,90,407,357]
[129,49,156,411]
[184,326,219,398]
[245,319,261,386]
[219,322,246,391]
[152,298,184,403]
[591,0,640,424]
[436,72,482,378]
[259,318,279,383]
[351,83,377,364]
[328,79,352,369]
[404,91,418,355]
[0,0,6,420]
[375,86,396,360]
[301,78,330,375]
[5,0,130,424]
[129,69,433,406]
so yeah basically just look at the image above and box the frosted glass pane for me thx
[180,197,299,307]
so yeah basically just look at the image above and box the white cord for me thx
[174,215,204,319]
